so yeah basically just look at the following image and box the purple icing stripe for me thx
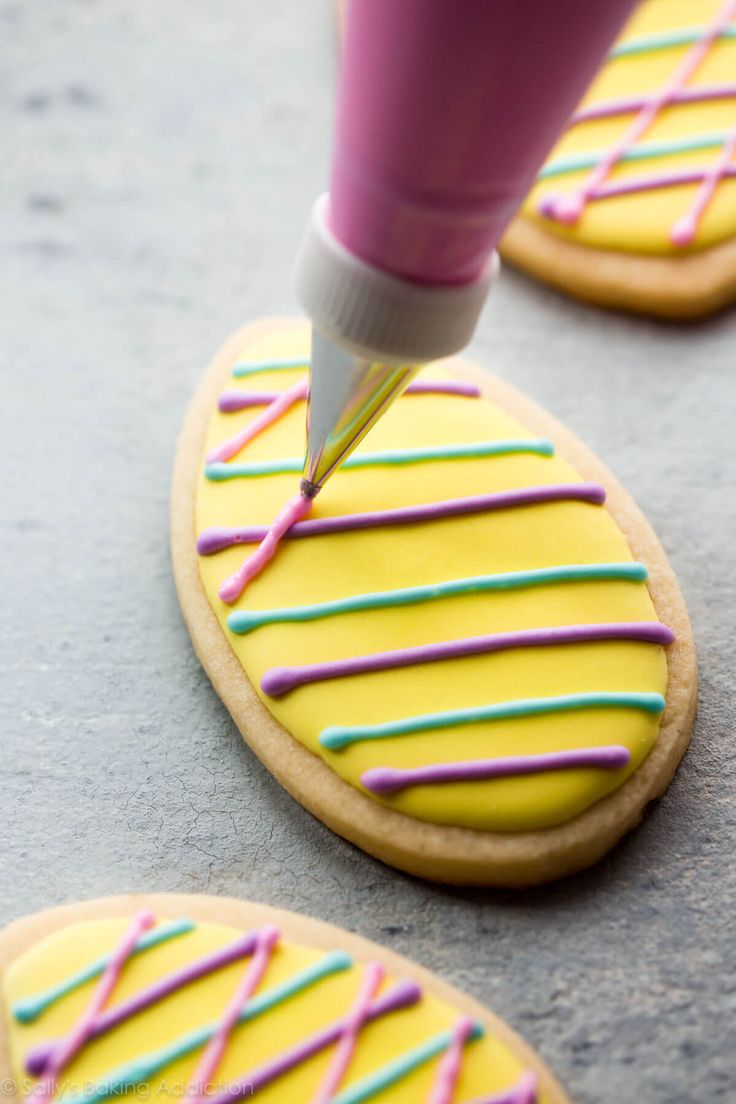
[206,980,421,1104]
[572,83,736,124]
[197,482,604,555]
[362,746,631,796]
[261,622,674,698]
[25,931,262,1076]
[218,379,481,413]
[539,166,736,214]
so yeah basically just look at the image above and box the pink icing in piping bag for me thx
[28,910,155,1103]
[218,492,314,604]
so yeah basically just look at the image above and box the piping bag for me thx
[293,0,637,498]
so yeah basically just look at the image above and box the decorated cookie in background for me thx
[171,318,696,887]
[0,894,570,1104]
[499,0,736,318]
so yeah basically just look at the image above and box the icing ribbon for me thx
[466,1071,539,1104]
[198,482,605,557]
[207,381,307,464]
[232,355,308,378]
[26,910,155,1103]
[309,962,385,1104]
[218,492,314,604]
[427,1016,476,1104]
[320,691,666,751]
[187,926,280,1103]
[538,0,736,243]
[261,621,674,698]
[361,746,632,797]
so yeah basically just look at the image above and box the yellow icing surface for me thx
[3,916,540,1102]
[523,0,736,254]
[194,325,669,834]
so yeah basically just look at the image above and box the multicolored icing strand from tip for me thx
[197,353,674,799]
[11,915,535,1104]
[537,0,736,247]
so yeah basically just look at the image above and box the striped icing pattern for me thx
[4,915,540,1103]
[194,328,670,833]
[525,0,736,253]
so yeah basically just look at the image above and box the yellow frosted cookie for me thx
[171,318,697,886]
[501,0,736,318]
[0,894,571,1104]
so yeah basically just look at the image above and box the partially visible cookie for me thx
[0,894,570,1103]
[501,0,736,318]
[171,318,697,886]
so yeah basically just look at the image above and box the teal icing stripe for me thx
[228,562,648,636]
[232,356,309,379]
[332,1023,483,1104]
[611,25,736,58]
[205,439,554,481]
[64,950,352,1104]
[320,691,666,750]
[539,131,730,180]
[12,918,196,1024]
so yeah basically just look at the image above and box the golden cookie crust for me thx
[170,318,697,887]
[500,218,736,320]
[0,893,571,1104]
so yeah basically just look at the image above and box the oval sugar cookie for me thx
[501,0,736,318]
[171,318,696,886]
[0,894,570,1104]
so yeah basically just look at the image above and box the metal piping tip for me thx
[302,327,417,495]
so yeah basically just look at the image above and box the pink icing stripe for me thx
[28,911,155,1103]
[218,379,481,413]
[207,381,308,463]
[260,622,674,698]
[542,0,736,224]
[571,83,736,124]
[218,492,314,604]
[309,962,384,1104]
[361,746,631,796]
[187,926,279,1104]
[427,1016,475,1104]
[466,1071,539,1104]
[197,483,605,556]
[670,124,736,245]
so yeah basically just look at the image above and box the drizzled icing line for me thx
[538,0,736,244]
[466,1071,539,1104]
[198,482,606,556]
[12,918,195,1025]
[611,24,736,58]
[228,562,646,636]
[309,962,385,1104]
[205,438,555,480]
[573,83,736,124]
[232,355,308,378]
[428,1016,477,1104]
[218,379,481,413]
[320,690,666,750]
[330,1022,483,1104]
[218,492,313,605]
[187,926,280,1104]
[28,911,155,1104]
[362,746,633,796]
[261,621,675,698]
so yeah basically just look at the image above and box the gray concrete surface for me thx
[2,2,734,1101]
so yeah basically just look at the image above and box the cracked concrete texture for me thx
[1,2,734,1101]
